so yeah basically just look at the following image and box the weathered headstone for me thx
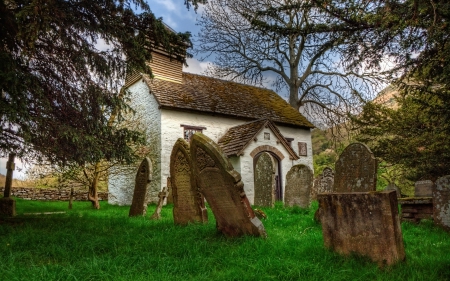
[433,175,450,232]
[254,152,275,207]
[150,186,168,220]
[415,180,434,197]
[317,191,405,266]
[0,153,16,217]
[170,138,207,225]
[385,182,401,198]
[129,158,152,217]
[311,167,334,200]
[285,164,313,208]
[190,133,266,237]
[334,143,377,192]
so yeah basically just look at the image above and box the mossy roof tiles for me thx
[218,119,299,159]
[142,73,314,129]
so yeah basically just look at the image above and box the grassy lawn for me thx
[1,199,449,281]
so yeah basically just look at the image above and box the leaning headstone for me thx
[190,133,266,237]
[334,143,377,192]
[415,180,434,197]
[285,164,313,208]
[317,191,405,266]
[170,138,207,225]
[433,175,450,232]
[385,182,401,198]
[129,158,152,217]
[150,187,168,220]
[0,153,16,217]
[254,152,275,207]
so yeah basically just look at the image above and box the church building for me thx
[108,44,314,206]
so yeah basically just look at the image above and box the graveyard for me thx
[1,199,449,281]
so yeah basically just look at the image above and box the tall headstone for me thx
[318,191,405,266]
[415,180,434,197]
[190,133,266,238]
[254,152,275,207]
[129,158,152,217]
[334,143,377,192]
[433,175,450,232]
[0,153,16,217]
[170,138,207,225]
[285,164,313,208]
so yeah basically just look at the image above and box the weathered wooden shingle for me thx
[142,73,314,129]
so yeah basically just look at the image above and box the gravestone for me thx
[311,167,334,200]
[0,153,16,217]
[254,152,275,207]
[334,143,377,192]
[150,186,168,220]
[433,175,450,232]
[385,182,401,198]
[285,164,313,208]
[317,191,405,266]
[129,158,152,217]
[415,180,434,197]
[170,138,207,225]
[190,133,266,237]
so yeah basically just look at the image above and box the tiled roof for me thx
[218,119,299,160]
[142,73,314,128]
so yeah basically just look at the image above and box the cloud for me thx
[0,157,28,179]
[154,0,177,12]
[183,58,211,75]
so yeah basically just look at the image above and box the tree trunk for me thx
[87,163,101,209]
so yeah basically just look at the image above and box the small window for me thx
[181,124,206,141]
[264,132,270,140]
[285,137,294,148]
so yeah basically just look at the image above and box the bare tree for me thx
[196,0,383,128]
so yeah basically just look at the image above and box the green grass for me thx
[1,199,449,281]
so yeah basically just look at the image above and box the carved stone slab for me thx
[317,191,405,266]
[129,158,152,217]
[190,133,266,237]
[433,175,450,232]
[285,164,313,208]
[170,138,207,225]
[311,167,334,200]
[415,180,434,197]
[254,152,275,207]
[334,143,377,192]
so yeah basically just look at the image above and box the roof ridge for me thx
[182,72,277,92]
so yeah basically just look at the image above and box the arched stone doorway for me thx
[252,149,283,205]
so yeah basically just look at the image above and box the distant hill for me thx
[0,173,35,188]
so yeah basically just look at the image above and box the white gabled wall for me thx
[239,126,313,204]
[108,80,162,205]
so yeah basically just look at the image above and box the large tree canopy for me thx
[0,0,197,165]
[196,0,381,127]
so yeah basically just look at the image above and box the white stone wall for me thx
[108,80,162,205]
[159,110,244,192]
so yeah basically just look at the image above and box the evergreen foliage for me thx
[0,0,194,166]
